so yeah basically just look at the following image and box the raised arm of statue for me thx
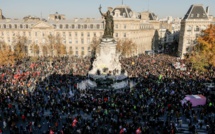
[99,5,104,17]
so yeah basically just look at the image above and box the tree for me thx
[13,36,28,60]
[47,35,67,56]
[90,37,100,57]
[31,43,40,57]
[188,24,215,71]
[0,41,15,66]
[58,43,67,56]
[116,39,137,57]
[42,45,48,57]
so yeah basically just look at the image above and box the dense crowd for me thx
[0,54,214,134]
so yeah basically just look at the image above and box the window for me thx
[197,14,200,17]
[71,24,75,29]
[96,24,100,29]
[90,24,93,29]
[124,25,126,29]
[78,24,81,29]
[60,24,63,29]
[81,32,84,37]
[124,33,126,38]
[75,32,77,37]
[69,32,71,37]
[26,25,28,29]
[94,32,96,37]
[81,39,84,44]
[84,24,88,29]
[194,26,200,32]
[20,24,23,28]
[69,39,72,44]
[3,24,6,28]
[190,14,194,17]
[75,39,78,44]
[87,32,90,37]
[65,24,69,29]
[9,24,12,29]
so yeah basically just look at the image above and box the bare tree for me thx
[116,39,137,57]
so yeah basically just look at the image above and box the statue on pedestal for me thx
[99,5,114,38]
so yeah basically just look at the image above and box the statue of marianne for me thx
[99,5,114,38]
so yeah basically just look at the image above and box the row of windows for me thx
[56,24,102,29]
[1,31,101,37]
[186,25,207,32]
[0,23,150,30]
[1,31,128,38]
[3,32,127,44]
[0,24,103,29]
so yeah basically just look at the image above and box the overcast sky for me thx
[0,0,214,19]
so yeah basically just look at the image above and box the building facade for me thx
[178,4,213,59]
[0,5,156,57]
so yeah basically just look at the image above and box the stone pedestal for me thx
[89,38,122,75]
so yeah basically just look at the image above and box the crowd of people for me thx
[0,54,214,134]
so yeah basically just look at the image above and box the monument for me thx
[89,5,123,75]
[77,5,132,91]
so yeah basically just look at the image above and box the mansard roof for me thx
[112,5,133,18]
[183,4,209,20]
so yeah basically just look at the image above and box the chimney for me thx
[206,6,209,16]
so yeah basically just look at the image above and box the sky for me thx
[0,0,214,19]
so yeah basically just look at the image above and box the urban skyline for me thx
[0,0,214,19]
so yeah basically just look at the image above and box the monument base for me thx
[89,38,125,75]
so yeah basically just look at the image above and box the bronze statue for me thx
[99,5,114,38]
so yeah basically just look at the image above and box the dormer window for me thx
[123,13,126,17]
[197,14,200,17]
[190,14,194,17]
